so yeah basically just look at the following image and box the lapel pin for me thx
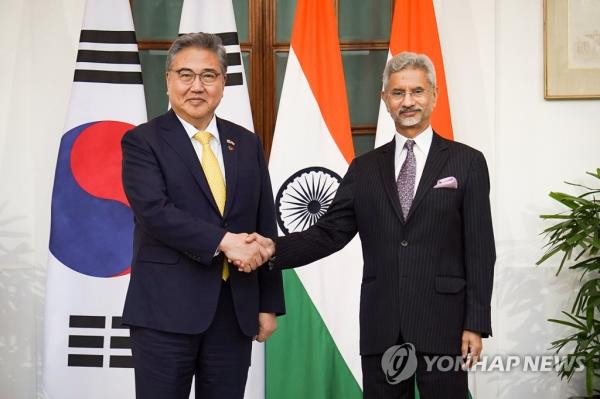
[226,139,236,151]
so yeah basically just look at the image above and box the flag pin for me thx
[227,139,236,151]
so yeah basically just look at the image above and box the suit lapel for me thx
[158,110,222,216]
[217,117,239,219]
[377,138,405,223]
[406,132,450,220]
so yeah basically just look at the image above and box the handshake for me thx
[218,232,275,273]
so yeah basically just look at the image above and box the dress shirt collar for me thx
[394,125,433,155]
[176,113,220,144]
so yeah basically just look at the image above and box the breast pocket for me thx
[435,276,466,294]
[429,187,462,211]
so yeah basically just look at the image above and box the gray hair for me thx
[165,32,228,74]
[382,52,436,89]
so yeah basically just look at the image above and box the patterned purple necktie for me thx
[397,140,416,218]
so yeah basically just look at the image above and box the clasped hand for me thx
[218,232,275,273]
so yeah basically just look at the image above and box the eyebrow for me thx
[175,67,220,74]
[391,86,425,91]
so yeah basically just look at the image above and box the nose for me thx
[190,75,205,92]
[401,92,416,107]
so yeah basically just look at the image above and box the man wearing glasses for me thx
[120,33,284,399]
[245,52,495,398]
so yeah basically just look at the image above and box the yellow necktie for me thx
[194,131,229,280]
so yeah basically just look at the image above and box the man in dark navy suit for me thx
[245,52,495,399]
[121,33,284,399]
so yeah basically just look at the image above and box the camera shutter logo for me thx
[381,343,418,384]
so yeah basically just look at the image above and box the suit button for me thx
[401,240,408,247]
[223,222,228,227]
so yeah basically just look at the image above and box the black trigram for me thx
[67,315,133,368]
[74,30,143,85]
[216,31,244,87]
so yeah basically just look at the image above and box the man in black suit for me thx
[245,52,495,398]
[121,33,284,399]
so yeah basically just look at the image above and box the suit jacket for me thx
[121,109,285,336]
[273,133,495,355]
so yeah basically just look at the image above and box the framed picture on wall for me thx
[544,0,600,99]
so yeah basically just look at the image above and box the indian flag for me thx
[266,0,363,397]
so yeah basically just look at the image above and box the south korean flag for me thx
[42,0,146,398]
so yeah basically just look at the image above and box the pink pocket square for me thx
[434,176,458,189]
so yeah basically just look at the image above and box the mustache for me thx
[399,107,422,114]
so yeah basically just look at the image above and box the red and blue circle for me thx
[49,121,134,277]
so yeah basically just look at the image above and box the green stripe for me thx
[265,270,474,399]
[266,270,362,399]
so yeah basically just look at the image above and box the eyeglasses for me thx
[171,69,222,85]
[388,88,430,100]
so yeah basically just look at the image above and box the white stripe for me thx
[67,327,108,333]
[109,349,133,355]
[65,347,108,355]
[75,62,141,72]
[224,44,242,53]
[78,43,139,52]
[270,48,364,388]
[226,65,244,73]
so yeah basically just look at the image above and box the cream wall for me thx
[1,0,599,397]
[491,0,599,397]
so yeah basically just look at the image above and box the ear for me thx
[381,90,391,112]
[380,91,389,113]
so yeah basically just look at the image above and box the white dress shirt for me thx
[176,113,226,183]
[394,126,433,195]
